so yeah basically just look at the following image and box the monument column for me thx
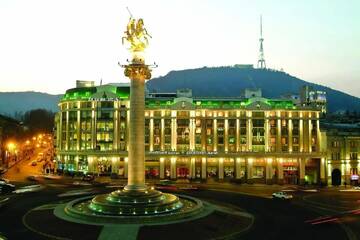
[123,63,150,191]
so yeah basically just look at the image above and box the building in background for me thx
[300,86,327,114]
[321,123,360,186]
[55,81,328,185]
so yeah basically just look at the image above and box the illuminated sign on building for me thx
[88,97,122,101]
[350,175,359,181]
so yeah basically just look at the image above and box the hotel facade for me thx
[55,81,330,185]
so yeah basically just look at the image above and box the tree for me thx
[23,109,55,134]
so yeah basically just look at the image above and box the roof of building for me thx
[60,83,322,111]
[62,84,130,101]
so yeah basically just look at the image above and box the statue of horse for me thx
[122,17,152,52]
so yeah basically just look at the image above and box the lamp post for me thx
[6,142,17,168]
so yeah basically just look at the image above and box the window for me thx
[332,141,340,148]
[228,119,236,128]
[81,102,92,108]
[229,137,235,144]
[331,152,341,160]
[350,152,358,160]
[253,167,264,178]
[101,101,113,108]
[81,111,92,119]
[270,119,276,127]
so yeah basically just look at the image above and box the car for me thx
[82,174,95,182]
[0,182,15,194]
[31,161,37,166]
[27,175,45,182]
[272,191,293,200]
[27,175,38,181]
[353,186,360,190]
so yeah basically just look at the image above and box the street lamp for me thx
[6,142,17,168]
[7,142,16,152]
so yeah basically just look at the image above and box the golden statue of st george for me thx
[122,17,152,53]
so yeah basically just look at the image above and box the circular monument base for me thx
[88,188,183,216]
[58,189,205,224]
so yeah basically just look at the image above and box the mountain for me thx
[0,92,62,117]
[0,67,358,115]
[146,66,360,113]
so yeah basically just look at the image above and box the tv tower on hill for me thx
[257,15,266,69]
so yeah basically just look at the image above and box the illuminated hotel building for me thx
[55,81,327,185]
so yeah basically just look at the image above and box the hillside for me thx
[0,92,62,117]
[0,67,358,115]
[147,67,360,113]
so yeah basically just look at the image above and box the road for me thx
[3,144,52,183]
[1,177,360,239]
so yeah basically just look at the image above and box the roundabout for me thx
[21,193,253,240]
[56,193,207,224]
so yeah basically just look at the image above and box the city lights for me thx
[7,142,16,152]
[0,3,358,240]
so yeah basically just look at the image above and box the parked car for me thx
[82,174,95,182]
[272,191,293,200]
[0,182,15,194]
[31,161,37,166]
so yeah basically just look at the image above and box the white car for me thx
[272,191,293,200]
